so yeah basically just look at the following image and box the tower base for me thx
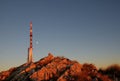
[28,48,33,63]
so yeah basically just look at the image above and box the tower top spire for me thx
[30,21,32,27]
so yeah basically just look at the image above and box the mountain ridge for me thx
[0,53,116,81]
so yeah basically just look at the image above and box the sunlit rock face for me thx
[0,54,112,81]
[0,68,16,80]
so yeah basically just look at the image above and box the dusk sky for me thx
[0,0,120,71]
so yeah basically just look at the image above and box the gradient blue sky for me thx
[0,0,120,71]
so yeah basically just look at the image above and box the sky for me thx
[0,0,120,71]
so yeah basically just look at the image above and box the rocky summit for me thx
[0,53,112,81]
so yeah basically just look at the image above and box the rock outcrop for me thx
[0,53,112,81]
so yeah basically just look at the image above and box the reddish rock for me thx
[0,54,112,81]
[0,68,16,81]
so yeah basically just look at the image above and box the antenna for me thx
[28,21,33,63]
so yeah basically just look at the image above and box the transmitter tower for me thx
[28,21,33,63]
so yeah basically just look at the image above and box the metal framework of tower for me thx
[28,21,33,63]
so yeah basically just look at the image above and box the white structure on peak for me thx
[28,21,33,63]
